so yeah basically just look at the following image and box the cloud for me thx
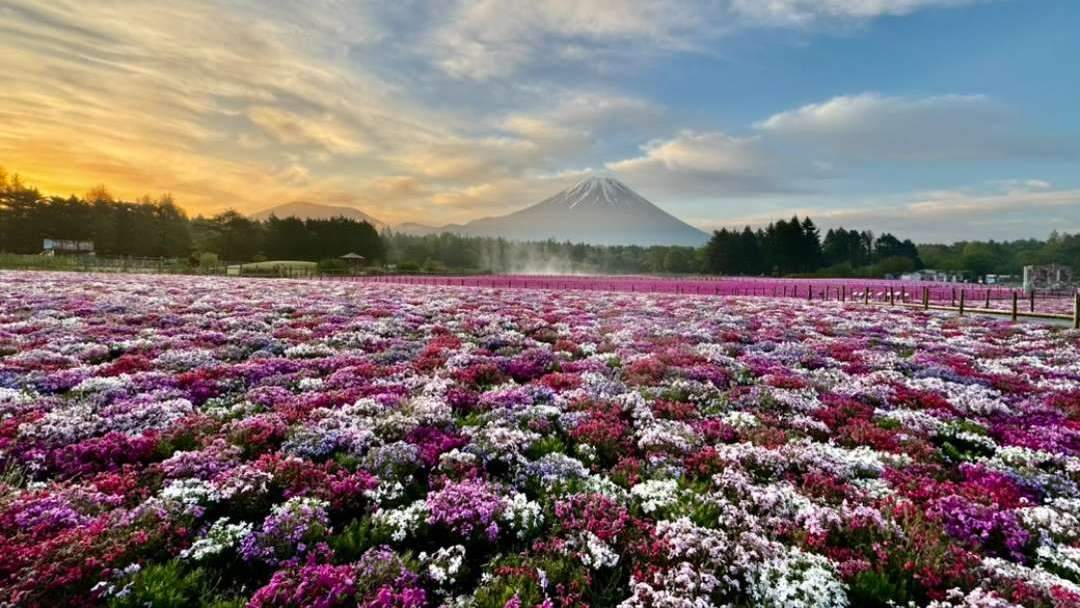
[247,107,366,155]
[429,1,710,80]
[606,131,789,196]
[604,92,1074,201]
[755,93,1071,162]
[425,1,984,81]
[727,0,982,26]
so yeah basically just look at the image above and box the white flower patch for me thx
[924,587,1021,608]
[181,518,252,561]
[749,547,848,608]
[284,342,336,359]
[904,377,1009,416]
[282,402,378,458]
[365,480,406,505]
[782,438,897,479]
[420,544,466,587]
[765,387,824,414]
[374,500,428,542]
[467,425,539,462]
[106,398,195,436]
[19,402,103,443]
[161,477,221,508]
[1036,544,1080,582]
[438,448,478,472]
[581,474,631,503]
[500,492,543,539]
[711,442,788,480]
[1018,498,1080,542]
[155,348,218,371]
[849,477,896,501]
[832,370,905,403]
[877,407,946,435]
[296,377,324,392]
[937,425,998,453]
[721,410,759,430]
[745,481,842,536]
[981,556,1080,597]
[637,419,698,455]
[215,465,272,500]
[619,562,720,608]
[408,395,453,426]
[578,530,619,569]
[71,375,129,395]
[630,479,681,514]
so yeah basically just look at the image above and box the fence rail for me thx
[329,274,1080,327]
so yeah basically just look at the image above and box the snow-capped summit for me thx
[397,176,709,246]
[558,176,643,208]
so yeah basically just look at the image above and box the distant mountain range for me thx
[251,177,709,246]
[251,201,385,228]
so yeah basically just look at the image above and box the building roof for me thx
[340,253,366,259]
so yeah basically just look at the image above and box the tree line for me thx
[704,216,924,277]
[0,169,383,264]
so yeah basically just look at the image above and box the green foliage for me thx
[472,554,590,608]
[329,516,379,562]
[318,258,349,274]
[197,252,220,269]
[848,568,913,607]
[106,560,239,608]
[526,435,567,459]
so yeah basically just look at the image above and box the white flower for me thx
[181,518,252,561]
[630,479,681,514]
[749,547,848,608]
[160,478,220,507]
[722,410,759,430]
[374,500,428,542]
[579,531,619,569]
[500,492,543,539]
[420,544,466,587]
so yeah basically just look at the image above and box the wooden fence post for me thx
[1011,292,1018,322]
[985,289,991,309]
[807,284,813,301]
[923,287,929,310]
[841,285,846,302]
[958,289,965,316]
[1074,291,1080,330]
[950,288,956,308]
[864,288,869,305]
[889,287,895,306]
[1030,290,1035,313]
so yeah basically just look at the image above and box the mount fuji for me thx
[398,177,709,246]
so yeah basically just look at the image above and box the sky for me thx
[1,0,1078,242]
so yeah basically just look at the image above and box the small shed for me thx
[340,252,367,270]
[42,239,95,256]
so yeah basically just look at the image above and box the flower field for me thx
[1,271,1079,608]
